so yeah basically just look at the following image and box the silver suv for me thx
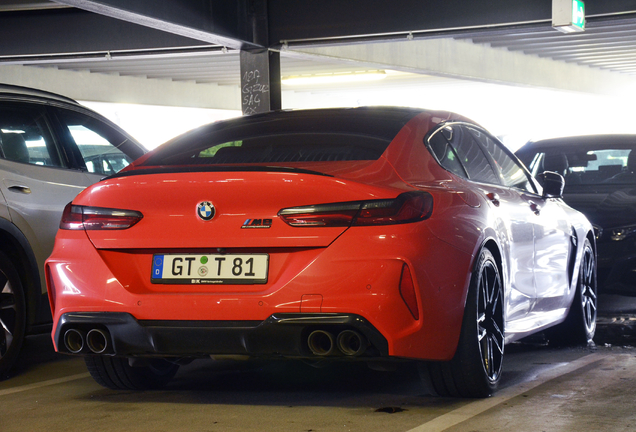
[0,84,146,377]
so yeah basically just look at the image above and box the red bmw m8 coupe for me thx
[45,107,597,397]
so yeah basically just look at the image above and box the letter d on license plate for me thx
[151,253,268,284]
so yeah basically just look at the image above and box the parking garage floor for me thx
[1,294,635,432]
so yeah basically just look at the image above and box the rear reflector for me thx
[278,191,433,227]
[60,203,143,230]
[399,263,419,320]
[45,264,55,313]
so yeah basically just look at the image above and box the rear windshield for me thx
[161,133,389,165]
[142,108,419,166]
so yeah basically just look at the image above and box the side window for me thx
[432,125,500,184]
[428,127,468,178]
[0,104,65,167]
[56,109,141,176]
[472,128,537,193]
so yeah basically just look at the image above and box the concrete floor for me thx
[1,294,635,432]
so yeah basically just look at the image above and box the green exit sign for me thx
[553,0,585,33]
[571,0,585,29]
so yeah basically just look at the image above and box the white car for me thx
[0,84,146,377]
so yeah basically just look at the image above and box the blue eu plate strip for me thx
[152,255,164,279]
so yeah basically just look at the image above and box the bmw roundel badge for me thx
[197,201,215,221]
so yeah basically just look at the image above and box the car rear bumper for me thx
[46,222,476,361]
[53,312,389,359]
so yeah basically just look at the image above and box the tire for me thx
[0,251,26,379]
[421,248,504,398]
[547,238,597,346]
[85,356,179,390]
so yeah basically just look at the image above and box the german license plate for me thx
[151,253,268,284]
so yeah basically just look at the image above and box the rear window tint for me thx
[166,134,390,165]
[143,108,419,166]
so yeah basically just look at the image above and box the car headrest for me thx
[543,153,568,174]
[628,149,636,172]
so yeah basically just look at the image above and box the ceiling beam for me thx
[0,9,211,57]
[51,0,260,49]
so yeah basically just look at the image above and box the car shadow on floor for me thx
[4,293,636,392]
[0,333,75,381]
[596,293,636,347]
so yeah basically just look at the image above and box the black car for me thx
[517,134,636,295]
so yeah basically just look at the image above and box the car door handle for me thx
[486,192,500,207]
[8,185,32,194]
[529,202,541,215]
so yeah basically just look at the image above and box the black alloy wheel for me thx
[476,253,505,384]
[579,241,597,340]
[0,252,26,378]
[547,238,597,346]
[422,248,504,398]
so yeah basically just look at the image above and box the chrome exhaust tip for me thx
[86,329,109,354]
[337,330,367,356]
[307,330,336,356]
[63,328,85,354]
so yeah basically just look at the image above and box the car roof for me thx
[134,106,475,171]
[520,134,636,152]
[0,83,78,105]
[162,106,466,145]
[206,106,428,130]
[145,106,455,163]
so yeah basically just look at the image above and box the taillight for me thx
[356,192,433,226]
[278,191,433,227]
[278,202,360,227]
[60,203,143,230]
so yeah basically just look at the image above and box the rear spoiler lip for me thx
[105,164,334,180]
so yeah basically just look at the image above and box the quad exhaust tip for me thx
[64,326,367,357]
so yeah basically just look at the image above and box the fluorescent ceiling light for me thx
[553,24,584,33]
[282,71,387,86]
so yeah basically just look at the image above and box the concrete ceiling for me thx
[0,0,635,108]
[9,15,636,83]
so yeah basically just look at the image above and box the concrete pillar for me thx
[240,49,282,115]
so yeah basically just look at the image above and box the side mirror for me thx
[538,171,565,198]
